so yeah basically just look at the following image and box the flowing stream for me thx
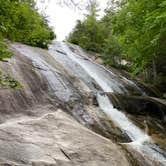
[59,42,127,93]
[97,93,166,165]
[11,41,166,165]
[96,93,149,142]
[55,42,166,165]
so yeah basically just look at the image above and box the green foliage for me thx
[108,0,166,87]
[69,0,166,85]
[0,42,12,60]
[68,0,105,53]
[0,0,55,88]
[0,0,55,49]
[110,0,166,77]
[103,35,121,66]
[0,72,22,88]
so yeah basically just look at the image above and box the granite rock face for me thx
[0,43,131,166]
[0,42,165,166]
[0,110,130,166]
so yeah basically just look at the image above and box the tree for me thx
[68,0,105,53]
[100,0,166,87]
[68,0,166,86]
[0,0,55,50]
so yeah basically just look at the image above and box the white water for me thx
[71,43,145,95]
[97,93,166,165]
[58,42,150,142]
[57,42,166,165]
[96,93,149,142]
[12,42,166,164]
[59,42,126,93]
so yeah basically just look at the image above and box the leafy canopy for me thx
[68,0,106,53]
[0,0,55,53]
[68,0,166,84]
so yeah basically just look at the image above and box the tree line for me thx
[68,0,166,89]
[0,0,55,60]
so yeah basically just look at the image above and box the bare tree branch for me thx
[37,0,104,11]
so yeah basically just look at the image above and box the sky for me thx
[36,0,108,41]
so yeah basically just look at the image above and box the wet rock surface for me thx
[0,41,165,165]
[107,93,166,120]
[0,110,130,166]
[105,93,166,150]
[0,42,132,165]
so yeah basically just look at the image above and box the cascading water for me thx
[59,42,127,93]
[97,93,166,165]
[56,42,166,165]
[69,42,145,95]
[96,93,149,143]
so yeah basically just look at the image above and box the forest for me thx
[0,0,55,59]
[68,0,166,92]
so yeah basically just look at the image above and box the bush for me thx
[0,0,55,49]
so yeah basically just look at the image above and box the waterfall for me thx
[96,93,149,143]
[59,42,127,93]
[57,42,166,165]
[58,42,149,143]
[97,93,166,165]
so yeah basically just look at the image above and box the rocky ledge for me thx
[0,42,131,166]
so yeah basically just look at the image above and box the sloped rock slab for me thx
[0,110,130,166]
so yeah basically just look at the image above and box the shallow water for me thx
[55,42,166,165]
[11,41,166,165]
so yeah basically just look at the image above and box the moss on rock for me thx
[0,72,22,89]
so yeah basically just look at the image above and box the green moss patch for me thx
[0,72,22,89]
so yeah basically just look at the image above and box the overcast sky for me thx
[36,0,108,41]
